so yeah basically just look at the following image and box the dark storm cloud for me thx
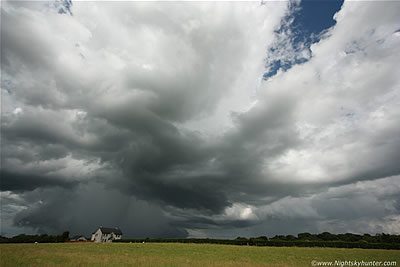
[96,93,301,214]
[123,175,230,213]
[1,0,400,238]
[12,183,188,238]
[0,170,77,192]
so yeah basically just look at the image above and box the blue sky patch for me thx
[264,0,343,79]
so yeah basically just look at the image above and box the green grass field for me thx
[1,243,399,266]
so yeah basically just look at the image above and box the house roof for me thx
[99,227,122,235]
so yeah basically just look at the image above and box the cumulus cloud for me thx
[1,0,400,238]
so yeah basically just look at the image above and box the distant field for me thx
[1,243,399,266]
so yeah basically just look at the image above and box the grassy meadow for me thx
[1,242,399,267]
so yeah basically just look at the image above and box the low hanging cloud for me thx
[1,0,400,238]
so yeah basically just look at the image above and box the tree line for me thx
[269,232,400,243]
[115,232,400,250]
[1,231,399,249]
[0,231,70,243]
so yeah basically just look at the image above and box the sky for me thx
[1,0,400,239]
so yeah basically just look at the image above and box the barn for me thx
[91,226,123,243]
[70,235,88,241]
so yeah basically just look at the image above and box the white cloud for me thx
[259,1,400,185]
[12,107,23,115]
[251,175,400,234]
[224,203,259,221]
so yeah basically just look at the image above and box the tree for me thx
[298,232,314,241]
[61,231,70,242]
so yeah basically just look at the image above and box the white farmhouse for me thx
[91,226,123,243]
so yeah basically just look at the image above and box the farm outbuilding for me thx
[91,226,122,243]
[70,235,88,241]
